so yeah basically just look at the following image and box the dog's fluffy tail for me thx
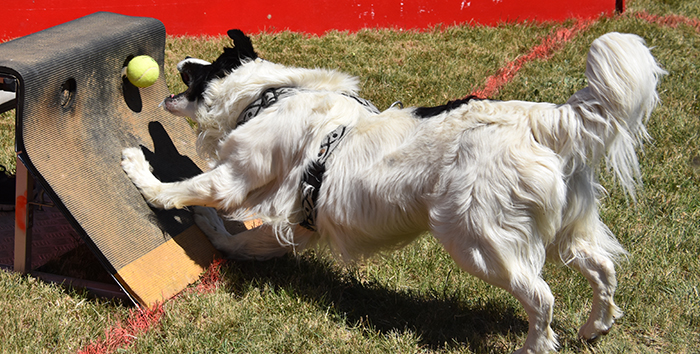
[569,32,666,199]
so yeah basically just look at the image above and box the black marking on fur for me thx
[414,95,480,118]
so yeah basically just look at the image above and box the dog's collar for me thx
[237,87,297,127]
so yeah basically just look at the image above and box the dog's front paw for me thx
[192,206,234,247]
[121,147,163,203]
[121,147,150,176]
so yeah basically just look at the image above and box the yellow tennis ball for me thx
[126,55,159,88]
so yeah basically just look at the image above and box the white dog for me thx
[122,30,665,353]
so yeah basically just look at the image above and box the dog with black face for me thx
[122,29,665,353]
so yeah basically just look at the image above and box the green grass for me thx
[0,270,128,353]
[1,0,699,352]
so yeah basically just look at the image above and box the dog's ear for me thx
[206,29,258,78]
[227,29,258,61]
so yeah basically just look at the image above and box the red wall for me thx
[3,0,622,40]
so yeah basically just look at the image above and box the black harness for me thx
[237,87,297,126]
[236,87,379,231]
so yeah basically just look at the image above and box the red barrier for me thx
[3,0,622,40]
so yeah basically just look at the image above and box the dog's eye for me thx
[180,72,191,86]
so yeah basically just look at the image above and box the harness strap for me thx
[237,87,296,127]
[299,126,348,231]
[343,94,380,114]
[236,87,378,232]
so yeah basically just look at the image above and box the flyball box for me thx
[0,12,221,307]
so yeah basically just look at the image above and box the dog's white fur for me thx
[122,32,665,353]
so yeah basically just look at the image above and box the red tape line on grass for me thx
[634,10,700,31]
[77,259,225,354]
[470,10,700,99]
[77,305,165,354]
[470,18,594,99]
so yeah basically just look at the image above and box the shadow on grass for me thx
[220,253,529,351]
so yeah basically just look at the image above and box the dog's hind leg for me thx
[192,206,307,260]
[509,278,557,354]
[556,202,625,342]
[435,231,558,354]
[568,247,623,342]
